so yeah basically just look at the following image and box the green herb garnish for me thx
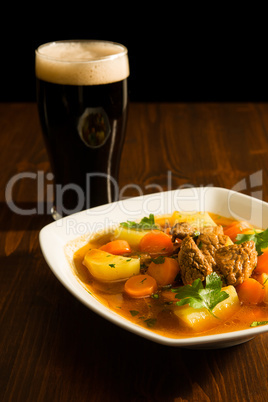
[235,228,268,256]
[171,272,229,318]
[144,318,157,328]
[130,310,139,316]
[120,214,159,231]
[197,241,203,249]
[250,321,268,327]
[109,263,116,268]
[151,255,165,264]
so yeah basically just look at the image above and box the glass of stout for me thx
[35,40,129,218]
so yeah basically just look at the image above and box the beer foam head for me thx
[35,40,129,85]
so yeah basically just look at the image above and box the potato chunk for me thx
[170,211,217,231]
[112,226,149,249]
[174,285,240,332]
[83,249,140,281]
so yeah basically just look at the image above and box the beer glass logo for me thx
[78,107,111,148]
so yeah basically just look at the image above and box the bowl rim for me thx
[39,186,268,347]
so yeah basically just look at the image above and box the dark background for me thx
[1,8,267,103]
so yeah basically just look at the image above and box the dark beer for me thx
[35,40,129,217]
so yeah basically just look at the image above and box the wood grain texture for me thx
[120,103,268,200]
[1,102,268,402]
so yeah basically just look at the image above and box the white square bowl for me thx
[39,187,268,348]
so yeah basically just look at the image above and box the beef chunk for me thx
[171,222,198,242]
[178,235,213,285]
[171,222,224,243]
[214,241,257,286]
[128,252,152,266]
[196,233,230,269]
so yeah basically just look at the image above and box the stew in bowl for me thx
[39,187,268,348]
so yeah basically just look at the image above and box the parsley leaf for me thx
[151,255,165,264]
[130,310,139,316]
[171,272,229,317]
[250,321,268,327]
[144,318,157,328]
[235,228,268,256]
[120,214,159,231]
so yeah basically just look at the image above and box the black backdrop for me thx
[1,9,267,103]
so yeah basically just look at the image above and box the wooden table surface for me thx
[1,102,268,401]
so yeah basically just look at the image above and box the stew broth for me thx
[71,213,268,339]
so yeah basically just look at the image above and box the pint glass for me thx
[35,40,129,218]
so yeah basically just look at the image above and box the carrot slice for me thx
[236,278,265,304]
[139,230,173,255]
[223,221,253,242]
[99,240,131,255]
[147,257,180,286]
[255,249,268,274]
[124,274,158,298]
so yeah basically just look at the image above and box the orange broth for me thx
[72,213,268,339]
